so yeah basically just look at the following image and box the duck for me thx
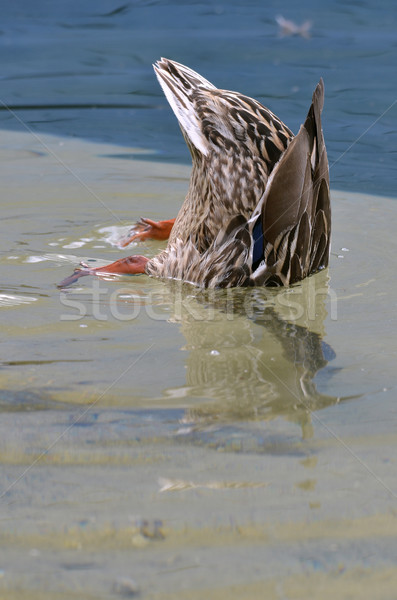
[59,58,330,289]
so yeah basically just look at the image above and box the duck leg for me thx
[58,255,149,288]
[120,218,175,247]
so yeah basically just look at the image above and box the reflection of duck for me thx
[59,58,330,289]
[162,271,346,440]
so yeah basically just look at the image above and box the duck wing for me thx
[251,78,330,286]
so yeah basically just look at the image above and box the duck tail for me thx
[153,58,215,156]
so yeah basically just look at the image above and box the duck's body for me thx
[59,59,330,289]
[145,58,330,287]
[154,59,294,252]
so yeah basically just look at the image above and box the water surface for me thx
[0,131,396,598]
[0,0,396,195]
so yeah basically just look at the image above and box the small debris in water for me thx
[129,517,165,545]
[113,577,139,597]
[276,15,312,38]
[158,477,268,492]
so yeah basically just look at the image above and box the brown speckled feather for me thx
[146,58,330,288]
[252,78,330,286]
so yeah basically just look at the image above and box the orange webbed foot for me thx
[120,218,175,247]
[58,256,149,288]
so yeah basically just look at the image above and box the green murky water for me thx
[1,130,397,598]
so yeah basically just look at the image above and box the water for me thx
[0,0,396,195]
[1,131,397,598]
[1,2,397,598]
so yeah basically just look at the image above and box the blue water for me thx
[0,0,396,196]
